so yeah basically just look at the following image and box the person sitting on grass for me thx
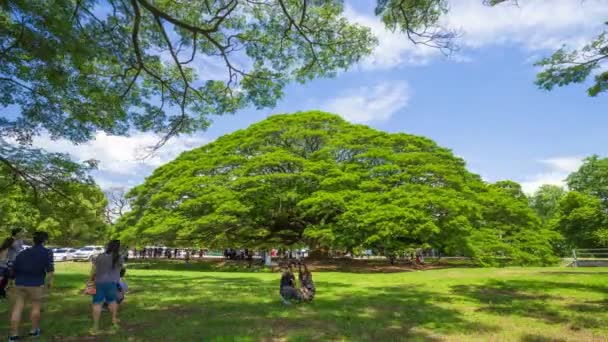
[298,262,315,302]
[279,262,300,305]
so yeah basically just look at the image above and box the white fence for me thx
[571,248,608,267]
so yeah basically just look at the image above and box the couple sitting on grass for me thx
[279,261,315,305]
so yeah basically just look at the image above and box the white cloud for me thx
[519,156,583,194]
[344,6,439,70]
[540,157,584,174]
[345,0,608,70]
[33,132,210,189]
[320,81,410,123]
[447,0,608,50]
[93,176,140,191]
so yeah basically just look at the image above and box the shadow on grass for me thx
[125,258,473,274]
[126,259,270,273]
[451,279,608,332]
[96,285,496,341]
[4,267,606,341]
[1,272,497,341]
[520,334,567,342]
[539,271,608,275]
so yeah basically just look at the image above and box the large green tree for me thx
[117,111,557,265]
[554,191,608,249]
[471,181,560,265]
[567,155,608,205]
[546,155,608,250]
[530,184,566,223]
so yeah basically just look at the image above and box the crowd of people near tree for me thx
[126,246,309,264]
[131,246,200,260]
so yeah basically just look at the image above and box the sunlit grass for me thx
[1,261,607,341]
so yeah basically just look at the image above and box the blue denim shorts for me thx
[92,282,118,304]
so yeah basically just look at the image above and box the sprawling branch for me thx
[0,155,40,200]
[1,0,378,159]
[0,17,25,58]
[277,0,319,66]
[136,0,237,37]
[395,0,457,55]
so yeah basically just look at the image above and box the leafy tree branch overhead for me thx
[0,0,380,191]
[3,1,602,144]
[0,0,605,194]
[1,0,379,149]
[0,139,97,200]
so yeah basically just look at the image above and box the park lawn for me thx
[1,262,607,341]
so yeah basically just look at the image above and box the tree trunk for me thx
[308,248,330,260]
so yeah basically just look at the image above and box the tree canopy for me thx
[535,26,608,97]
[529,184,566,223]
[567,155,608,206]
[545,155,608,250]
[1,0,379,147]
[117,111,557,265]
[486,1,608,96]
[0,147,108,245]
[554,191,607,249]
[1,0,603,200]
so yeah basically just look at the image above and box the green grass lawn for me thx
[1,262,607,341]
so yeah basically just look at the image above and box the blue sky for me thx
[33,0,608,193]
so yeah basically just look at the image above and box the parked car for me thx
[72,246,104,261]
[53,248,77,262]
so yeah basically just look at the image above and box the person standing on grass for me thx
[0,237,15,299]
[2,228,26,297]
[7,228,26,263]
[184,248,191,264]
[90,239,124,334]
[8,231,54,341]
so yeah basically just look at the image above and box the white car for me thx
[72,246,104,261]
[53,248,77,262]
